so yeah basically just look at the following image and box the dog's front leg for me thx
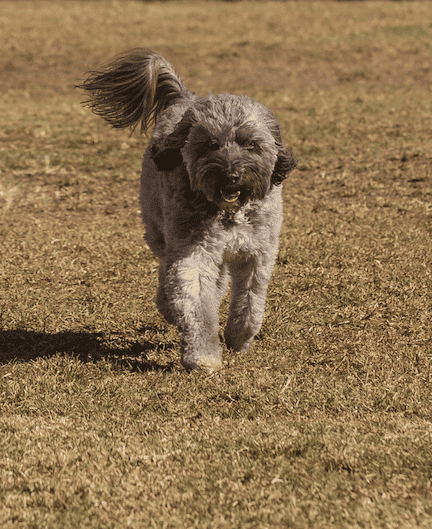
[163,256,227,372]
[224,253,276,353]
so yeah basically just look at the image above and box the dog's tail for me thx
[79,49,191,132]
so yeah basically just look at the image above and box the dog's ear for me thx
[266,116,297,184]
[258,104,297,184]
[151,111,194,171]
[272,145,297,185]
[151,143,183,172]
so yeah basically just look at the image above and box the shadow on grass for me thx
[0,329,176,372]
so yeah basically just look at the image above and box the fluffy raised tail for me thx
[79,48,190,132]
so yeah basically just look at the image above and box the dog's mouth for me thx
[220,189,241,203]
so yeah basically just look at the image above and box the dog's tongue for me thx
[221,190,241,203]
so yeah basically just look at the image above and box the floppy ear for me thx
[151,142,183,172]
[272,145,297,185]
[151,111,194,171]
[258,103,297,184]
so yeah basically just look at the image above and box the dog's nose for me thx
[228,171,241,183]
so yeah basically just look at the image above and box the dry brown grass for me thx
[1,1,432,528]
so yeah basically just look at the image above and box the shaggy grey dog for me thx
[80,49,297,371]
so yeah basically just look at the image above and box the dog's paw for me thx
[224,328,255,353]
[180,350,222,373]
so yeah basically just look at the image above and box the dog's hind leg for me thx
[155,261,177,326]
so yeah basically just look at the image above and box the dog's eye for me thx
[207,139,220,151]
[245,141,257,150]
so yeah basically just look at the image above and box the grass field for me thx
[1,1,432,527]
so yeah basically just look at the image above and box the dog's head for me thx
[151,95,297,210]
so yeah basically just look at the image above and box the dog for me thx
[80,49,297,372]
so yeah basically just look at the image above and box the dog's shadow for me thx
[0,328,176,372]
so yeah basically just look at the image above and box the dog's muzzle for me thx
[220,170,242,204]
[199,162,266,209]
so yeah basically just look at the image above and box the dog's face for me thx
[151,95,296,210]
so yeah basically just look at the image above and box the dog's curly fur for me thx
[80,49,297,371]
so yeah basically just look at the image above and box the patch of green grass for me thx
[1,1,432,527]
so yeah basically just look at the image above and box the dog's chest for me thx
[222,220,254,256]
[214,206,276,258]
